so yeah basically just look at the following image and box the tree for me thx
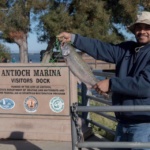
[1,0,150,63]
[38,0,150,48]
[0,0,29,63]
[140,0,150,10]
[36,0,73,63]
[0,0,48,63]
[38,0,139,63]
[68,0,125,43]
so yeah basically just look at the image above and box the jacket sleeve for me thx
[73,34,125,64]
[110,61,150,97]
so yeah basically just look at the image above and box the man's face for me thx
[134,23,150,45]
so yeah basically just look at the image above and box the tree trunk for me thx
[46,37,56,52]
[42,37,56,63]
[13,33,28,63]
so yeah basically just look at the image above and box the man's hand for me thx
[93,79,110,94]
[56,32,72,44]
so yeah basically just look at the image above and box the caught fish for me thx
[60,43,109,98]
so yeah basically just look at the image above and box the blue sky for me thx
[4,33,47,53]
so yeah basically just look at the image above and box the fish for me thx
[60,43,109,98]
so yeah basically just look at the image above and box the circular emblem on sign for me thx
[0,98,15,110]
[24,96,38,113]
[49,97,64,113]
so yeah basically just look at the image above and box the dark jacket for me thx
[73,34,150,123]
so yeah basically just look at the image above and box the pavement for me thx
[0,134,108,150]
[0,140,71,150]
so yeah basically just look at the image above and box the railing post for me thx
[71,117,78,150]
[81,83,88,121]
[81,83,92,128]
[71,106,80,150]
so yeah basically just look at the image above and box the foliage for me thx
[142,0,150,10]
[37,0,150,46]
[0,0,49,62]
[0,44,11,62]
[104,0,138,25]
[36,0,129,44]
[1,0,150,47]
[1,0,150,61]
[0,1,27,42]
[0,0,49,42]
[37,1,72,42]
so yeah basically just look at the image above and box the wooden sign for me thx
[0,63,78,141]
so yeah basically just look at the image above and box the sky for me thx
[4,33,47,54]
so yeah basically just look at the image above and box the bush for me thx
[0,44,11,62]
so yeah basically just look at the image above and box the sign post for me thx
[0,63,78,141]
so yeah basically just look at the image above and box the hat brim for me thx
[127,22,150,33]
[127,23,135,33]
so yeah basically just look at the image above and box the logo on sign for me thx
[49,97,64,113]
[24,96,38,113]
[0,98,15,110]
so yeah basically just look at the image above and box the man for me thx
[57,11,150,150]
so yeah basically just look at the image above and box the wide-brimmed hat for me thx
[128,11,150,33]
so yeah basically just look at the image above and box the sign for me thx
[0,64,70,116]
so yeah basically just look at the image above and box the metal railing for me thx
[71,71,150,150]
[71,104,150,149]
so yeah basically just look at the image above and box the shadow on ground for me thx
[0,131,42,150]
